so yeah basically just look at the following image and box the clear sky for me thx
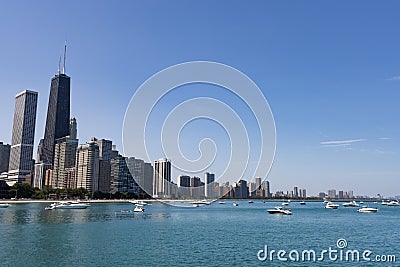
[0,1,399,196]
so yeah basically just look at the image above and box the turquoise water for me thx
[0,201,398,266]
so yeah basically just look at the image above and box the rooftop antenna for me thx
[58,55,61,75]
[63,40,67,74]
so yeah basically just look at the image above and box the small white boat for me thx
[325,202,339,209]
[323,200,329,204]
[300,201,306,205]
[342,201,359,207]
[267,206,292,215]
[0,203,10,208]
[130,200,148,206]
[233,202,239,207]
[248,200,254,204]
[45,201,89,210]
[358,207,378,213]
[282,202,289,206]
[192,204,199,207]
[219,201,226,204]
[191,199,211,205]
[133,204,145,212]
[381,200,389,205]
[359,201,364,204]
[387,200,400,206]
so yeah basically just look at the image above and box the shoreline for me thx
[0,198,382,204]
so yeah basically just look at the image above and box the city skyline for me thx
[1,2,400,196]
[0,65,397,198]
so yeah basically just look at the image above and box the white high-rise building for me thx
[52,136,78,189]
[248,182,256,197]
[7,90,38,185]
[76,141,99,194]
[33,162,52,189]
[328,189,337,199]
[261,180,270,198]
[153,158,171,198]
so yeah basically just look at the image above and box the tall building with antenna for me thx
[38,42,71,165]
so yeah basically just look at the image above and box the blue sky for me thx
[0,1,399,196]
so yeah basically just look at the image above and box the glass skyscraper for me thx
[7,90,38,184]
[39,73,70,165]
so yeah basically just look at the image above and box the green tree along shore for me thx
[3,183,150,200]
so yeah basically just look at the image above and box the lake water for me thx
[0,201,398,266]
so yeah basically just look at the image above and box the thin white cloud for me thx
[379,137,390,140]
[321,143,352,148]
[320,139,366,146]
[386,75,400,81]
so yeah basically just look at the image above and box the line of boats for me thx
[323,200,383,213]
[3,199,399,215]
[266,199,400,215]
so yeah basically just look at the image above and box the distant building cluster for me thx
[319,189,354,199]
[271,186,307,199]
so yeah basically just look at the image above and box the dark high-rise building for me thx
[0,142,11,174]
[205,172,215,198]
[143,162,153,196]
[234,180,249,199]
[110,155,131,194]
[39,45,71,165]
[40,73,70,164]
[190,176,203,198]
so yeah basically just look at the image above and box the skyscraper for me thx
[94,138,116,194]
[110,155,131,194]
[234,180,249,199]
[190,176,203,198]
[143,162,153,196]
[153,158,171,198]
[94,138,113,161]
[255,177,262,190]
[76,141,99,194]
[328,189,336,199]
[204,172,215,198]
[126,157,146,195]
[52,136,78,189]
[177,175,191,198]
[261,180,270,198]
[39,46,71,165]
[7,90,38,184]
[293,186,299,198]
[0,142,11,174]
